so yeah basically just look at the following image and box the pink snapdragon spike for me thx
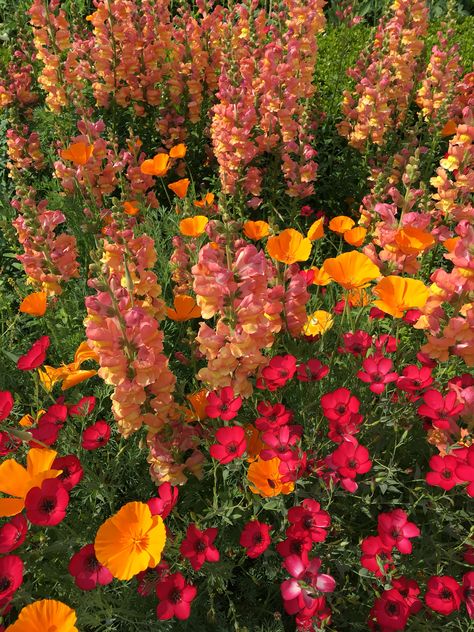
[281,555,336,615]
[377,509,420,554]
[209,426,246,464]
[357,354,398,394]
[205,387,242,421]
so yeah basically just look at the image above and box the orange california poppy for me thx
[247,457,294,497]
[243,220,270,240]
[179,215,208,237]
[245,424,264,463]
[322,251,380,290]
[194,192,215,208]
[328,215,355,234]
[302,310,334,336]
[19,291,47,317]
[395,226,435,255]
[166,294,202,321]
[267,228,312,265]
[372,275,430,317]
[61,368,97,390]
[140,153,170,177]
[38,366,64,391]
[443,236,460,252]
[169,143,187,159]
[168,178,190,199]
[441,119,457,137]
[5,599,78,632]
[186,390,208,421]
[348,287,371,307]
[0,448,61,517]
[311,266,332,286]
[95,501,166,580]
[60,142,93,166]
[73,341,99,366]
[123,201,139,216]
[307,217,325,241]
[343,226,367,247]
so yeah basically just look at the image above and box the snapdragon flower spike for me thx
[287,500,330,543]
[260,426,301,462]
[179,524,219,571]
[396,365,433,393]
[147,483,179,519]
[205,387,242,421]
[0,515,27,554]
[320,388,360,423]
[256,355,297,391]
[338,330,372,356]
[0,555,23,601]
[377,509,420,554]
[296,359,329,382]
[392,577,422,615]
[24,478,69,526]
[68,544,113,591]
[209,426,246,464]
[425,454,462,491]
[254,402,293,431]
[357,355,398,394]
[331,436,372,480]
[239,521,272,559]
[0,392,13,421]
[360,536,393,577]
[156,572,197,621]
[425,576,463,615]
[372,589,410,631]
[281,555,336,616]
[16,335,50,370]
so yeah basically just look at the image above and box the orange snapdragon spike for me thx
[307,217,325,241]
[343,226,367,247]
[322,251,380,290]
[6,599,78,632]
[267,228,312,265]
[372,276,430,317]
[19,291,47,317]
[168,178,190,199]
[166,295,202,321]
[243,220,270,240]
[194,192,215,208]
[395,226,435,255]
[328,215,355,234]
[186,390,208,421]
[169,143,187,159]
[247,457,294,497]
[95,501,166,580]
[60,142,94,166]
[0,448,61,517]
[140,153,170,176]
[179,215,208,237]
[123,201,140,216]
[311,266,332,286]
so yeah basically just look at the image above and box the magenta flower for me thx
[147,483,179,519]
[255,402,293,431]
[81,420,111,450]
[0,555,23,601]
[374,334,398,353]
[338,330,372,356]
[205,387,242,421]
[418,389,464,425]
[373,589,409,630]
[357,354,398,394]
[209,426,246,464]
[179,524,219,571]
[68,544,113,590]
[156,572,197,620]
[281,555,335,615]
[391,577,422,614]
[276,528,313,565]
[456,445,474,497]
[377,509,420,554]
[327,412,363,443]
[69,395,96,417]
[396,365,433,393]
[239,521,271,558]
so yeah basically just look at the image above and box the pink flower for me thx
[179,524,219,571]
[357,354,398,394]
[287,500,330,543]
[147,483,179,519]
[425,454,462,490]
[320,388,360,422]
[331,436,372,479]
[256,355,297,391]
[360,536,393,577]
[377,509,420,554]
[281,555,335,615]
[239,521,271,558]
[81,420,111,450]
[0,392,13,421]
[209,426,246,464]
[16,335,50,370]
[68,544,113,590]
[327,413,363,443]
[0,515,27,554]
[425,576,462,615]
[205,387,242,421]
[156,572,197,620]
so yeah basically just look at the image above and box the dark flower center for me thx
[303,516,313,529]
[442,470,452,479]
[290,540,303,554]
[195,539,207,553]
[336,405,346,414]
[170,588,182,604]
[279,370,288,378]
[386,602,399,616]
[220,403,228,411]
[86,555,100,571]
[60,467,71,480]
[391,529,400,539]
[40,498,57,514]
[441,589,453,600]
[372,374,383,382]
[0,577,11,592]
[348,459,357,469]
[227,443,238,454]
[253,533,263,544]
[267,478,276,489]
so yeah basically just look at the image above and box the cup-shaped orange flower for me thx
[311,266,332,286]
[322,251,380,290]
[73,341,99,366]
[307,217,325,241]
[60,142,93,166]
[267,229,312,265]
[243,220,270,240]
[168,178,190,199]
[328,215,355,234]
[5,599,77,632]
[247,457,294,497]
[169,143,186,159]
[194,192,215,208]
[343,226,367,247]
[179,216,208,237]
[140,153,170,177]
[95,501,166,580]
[0,448,61,517]
[166,295,202,321]
[186,390,208,421]
[123,200,139,216]
[302,310,334,336]
[395,226,435,255]
[19,291,47,317]
[372,276,430,318]
[61,368,97,390]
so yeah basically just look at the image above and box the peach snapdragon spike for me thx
[6,127,45,175]
[12,190,79,294]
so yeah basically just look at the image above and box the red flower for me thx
[281,555,335,615]
[320,387,360,422]
[425,576,462,615]
[209,426,246,464]
[377,509,420,554]
[24,478,69,526]
[29,422,60,448]
[456,445,474,497]
[0,555,23,601]
[396,365,433,393]
[0,432,21,456]
[136,562,169,597]
[357,355,398,394]
[0,392,13,421]
[403,309,422,325]
[425,454,462,491]
[16,335,50,370]
[392,577,422,614]
[40,403,68,426]
[147,482,179,519]
[296,359,329,382]
[81,420,111,450]
[205,387,242,421]
[374,334,398,354]
[69,396,96,417]
[287,500,330,543]
[331,436,371,479]
[464,545,474,565]
[360,536,393,577]
[239,521,271,558]
[156,572,197,620]
[179,524,219,571]
[463,571,474,619]
[373,589,409,630]
[256,355,297,391]
[327,413,363,443]
[369,307,387,320]
[68,544,113,590]
[276,527,313,564]
[260,425,300,462]
[418,389,464,427]
[255,402,292,431]
[0,515,27,554]
[338,330,372,356]
[52,455,84,491]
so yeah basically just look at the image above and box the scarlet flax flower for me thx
[0,555,23,601]
[209,426,246,464]
[0,392,13,421]
[205,387,242,421]
[156,572,197,620]
[239,521,271,558]
[16,335,50,370]
[25,478,69,526]
[68,544,113,590]
[0,515,27,554]
[357,355,398,394]
[179,524,219,571]
[81,420,111,450]
[377,509,420,554]
[425,576,462,615]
